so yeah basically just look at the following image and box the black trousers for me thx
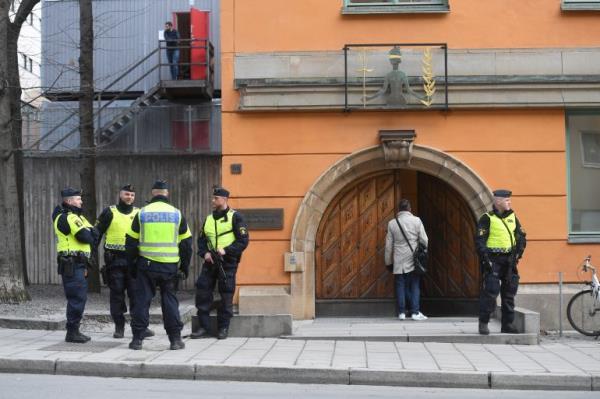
[478,254,519,325]
[106,253,135,327]
[130,259,181,339]
[195,261,237,330]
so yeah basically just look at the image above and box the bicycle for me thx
[566,256,600,337]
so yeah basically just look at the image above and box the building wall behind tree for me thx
[220,0,600,287]
[23,154,221,289]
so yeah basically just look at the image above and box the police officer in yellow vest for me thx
[475,189,527,335]
[125,180,192,350]
[96,184,154,340]
[52,187,97,343]
[191,187,249,340]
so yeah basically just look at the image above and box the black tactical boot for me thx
[217,327,229,340]
[190,327,211,339]
[129,338,143,350]
[169,335,185,350]
[501,323,519,334]
[478,322,490,335]
[113,324,125,339]
[65,328,91,343]
[141,328,155,339]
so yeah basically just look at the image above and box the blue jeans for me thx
[395,271,421,315]
[166,49,180,80]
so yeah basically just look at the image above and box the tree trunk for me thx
[79,0,99,292]
[0,0,28,302]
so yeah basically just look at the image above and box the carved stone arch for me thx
[289,144,493,319]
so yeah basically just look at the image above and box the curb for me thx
[0,356,596,390]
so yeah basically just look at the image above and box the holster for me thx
[100,265,108,285]
[57,255,74,277]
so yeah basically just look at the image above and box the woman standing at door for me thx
[385,199,429,321]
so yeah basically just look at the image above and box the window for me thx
[28,58,33,72]
[562,0,600,11]
[567,111,600,241]
[342,0,449,14]
[21,53,27,69]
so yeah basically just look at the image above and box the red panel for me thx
[171,120,210,150]
[190,8,209,80]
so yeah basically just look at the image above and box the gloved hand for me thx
[179,265,189,280]
[483,258,493,274]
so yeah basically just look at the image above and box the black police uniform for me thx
[125,184,192,350]
[96,198,138,338]
[475,190,526,333]
[52,189,97,343]
[194,189,249,339]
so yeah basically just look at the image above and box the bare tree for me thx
[78,0,99,292]
[0,0,39,302]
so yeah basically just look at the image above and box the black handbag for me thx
[395,218,428,275]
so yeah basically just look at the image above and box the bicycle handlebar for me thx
[583,255,595,273]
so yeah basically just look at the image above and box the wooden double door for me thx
[315,170,479,303]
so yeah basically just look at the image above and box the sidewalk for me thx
[0,326,598,391]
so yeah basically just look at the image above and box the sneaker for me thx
[411,312,428,321]
[398,313,406,320]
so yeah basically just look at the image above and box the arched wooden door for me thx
[316,171,399,300]
[315,170,480,314]
[418,173,480,300]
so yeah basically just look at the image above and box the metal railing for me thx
[158,38,215,86]
[27,38,215,152]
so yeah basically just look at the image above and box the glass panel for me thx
[346,0,443,5]
[568,112,600,234]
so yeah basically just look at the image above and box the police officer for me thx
[52,187,97,343]
[96,184,154,339]
[125,180,192,350]
[476,189,527,335]
[191,187,249,340]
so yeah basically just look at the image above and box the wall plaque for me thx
[237,208,284,230]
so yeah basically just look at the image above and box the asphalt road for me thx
[0,373,598,399]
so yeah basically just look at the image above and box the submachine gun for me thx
[208,246,228,284]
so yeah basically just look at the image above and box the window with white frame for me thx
[567,112,600,240]
[562,0,600,11]
[342,0,449,14]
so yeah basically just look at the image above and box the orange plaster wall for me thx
[236,240,290,286]
[224,0,600,52]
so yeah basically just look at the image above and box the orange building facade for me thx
[220,0,600,328]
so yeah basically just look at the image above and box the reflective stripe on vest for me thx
[485,212,516,253]
[105,205,139,251]
[54,212,93,258]
[203,209,236,250]
[138,202,181,263]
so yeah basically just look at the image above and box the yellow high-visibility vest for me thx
[203,209,236,250]
[105,205,139,251]
[130,201,191,263]
[485,212,516,253]
[54,211,93,257]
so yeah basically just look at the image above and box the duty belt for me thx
[57,250,90,259]
[487,248,513,254]
[104,243,126,251]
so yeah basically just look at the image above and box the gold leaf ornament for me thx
[420,47,436,107]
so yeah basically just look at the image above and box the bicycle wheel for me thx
[567,289,600,336]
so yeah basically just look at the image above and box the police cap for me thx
[493,189,512,198]
[120,184,135,192]
[152,180,168,190]
[213,187,230,198]
[60,187,81,198]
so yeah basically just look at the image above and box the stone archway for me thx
[288,144,493,320]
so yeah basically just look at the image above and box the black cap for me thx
[152,180,168,190]
[213,187,230,198]
[493,189,512,198]
[61,187,82,198]
[120,184,135,192]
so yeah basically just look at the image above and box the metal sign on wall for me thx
[237,208,284,230]
[343,43,448,111]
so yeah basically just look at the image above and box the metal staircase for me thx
[97,84,161,144]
